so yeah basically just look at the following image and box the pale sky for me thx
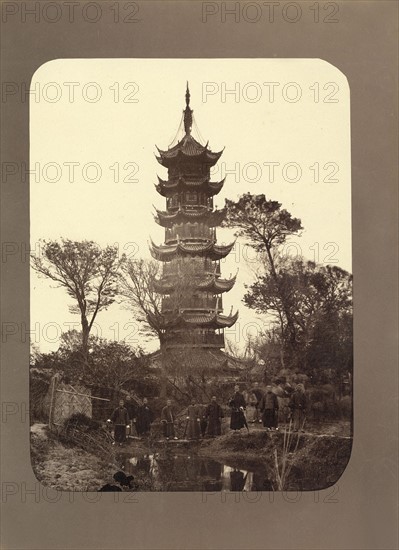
[30,58,351,354]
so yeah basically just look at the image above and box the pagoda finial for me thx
[185,81,190,107]
[184,82,193,135]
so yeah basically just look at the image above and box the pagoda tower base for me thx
[148,347,249,403]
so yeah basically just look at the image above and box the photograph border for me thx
[1,1,398,549]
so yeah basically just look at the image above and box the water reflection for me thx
[117,450,274,492]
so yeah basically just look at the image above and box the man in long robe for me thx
[289,383,308,432]
[204,396,224,437]
[230,469,247,491]
[109,399,130,445]
[228,385,247,431]
[186,398,201,440]
[198,404,208,437]
[161,399,177,439]
[135,398,154,436]
[249,382,265,423]
[259,385,279,430]
[124,395,137,438]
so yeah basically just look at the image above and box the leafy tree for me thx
[246,258,353,378]
[223,194,352,379]
[31,239,123,366]
[223,193,303,351]
[224,193,303,253]
[31,333,157,421]
[33,331,151,393]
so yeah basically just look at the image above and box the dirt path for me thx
[31,423,117,491]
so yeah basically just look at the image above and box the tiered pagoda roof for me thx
[149,239,235,262]
[156,136,223,167]
[155,176,225,197]
[154,206,226,227]
[153,272,237,294]
[148,310,239,330]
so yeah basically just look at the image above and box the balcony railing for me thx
[163,331,225,348]
[165,225,214,243]
[162,295,223,312]
[162,259,221,277]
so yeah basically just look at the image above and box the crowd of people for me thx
[107,381,308,446]
[108,396,154,445]
[228,382,308,433]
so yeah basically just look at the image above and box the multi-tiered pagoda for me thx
[148,85,238,352]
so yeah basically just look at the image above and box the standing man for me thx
[124,395,136,438]
[186,398,201,440]
[274,380,290,424]
[161,399,178,440]
[230,469,248,491]
[289,383,308,432]
[199,404,208,437]
[135,398,154,437]
[259,385,279,431]
[109,399,130,446]
[249,382,264,424]
[228,385,247,432]
[204,395,224,437]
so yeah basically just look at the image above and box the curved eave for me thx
[194,273,237,292]
[155,176,225,197]
[156,135,206,158]
[155,148,223,168]
[154,207,226,227]
[208,178,225,196]
[149,240,235,261]
[212,240,236,259]
[214,310,239,328]
[148,310,239,329]
[212,274,237,292]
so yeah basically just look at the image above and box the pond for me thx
[116,449,275,492]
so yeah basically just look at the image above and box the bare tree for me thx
[119,257,200,345]
[119,257,211,399]
[118,258,163,342]
[31,239,123,366]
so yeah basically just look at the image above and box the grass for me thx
[273,419,303,490]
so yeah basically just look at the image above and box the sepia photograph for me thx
[2,2,398,549]
[28,58,353,493]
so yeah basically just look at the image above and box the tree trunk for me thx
[159,341,168,399]
[81,316,90,373]
[280,348,285,369]
[265,246,297,351]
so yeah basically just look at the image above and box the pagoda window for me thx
[185,191,198,204]
[165,228,172,242]
[168,194,179,209]
[182,163,204,177]
[169,166,179,178]
[198,193,207,206]
[188,224,196,238]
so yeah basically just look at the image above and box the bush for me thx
[59,413,114,459]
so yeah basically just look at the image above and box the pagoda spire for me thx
[183,82,193,135]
